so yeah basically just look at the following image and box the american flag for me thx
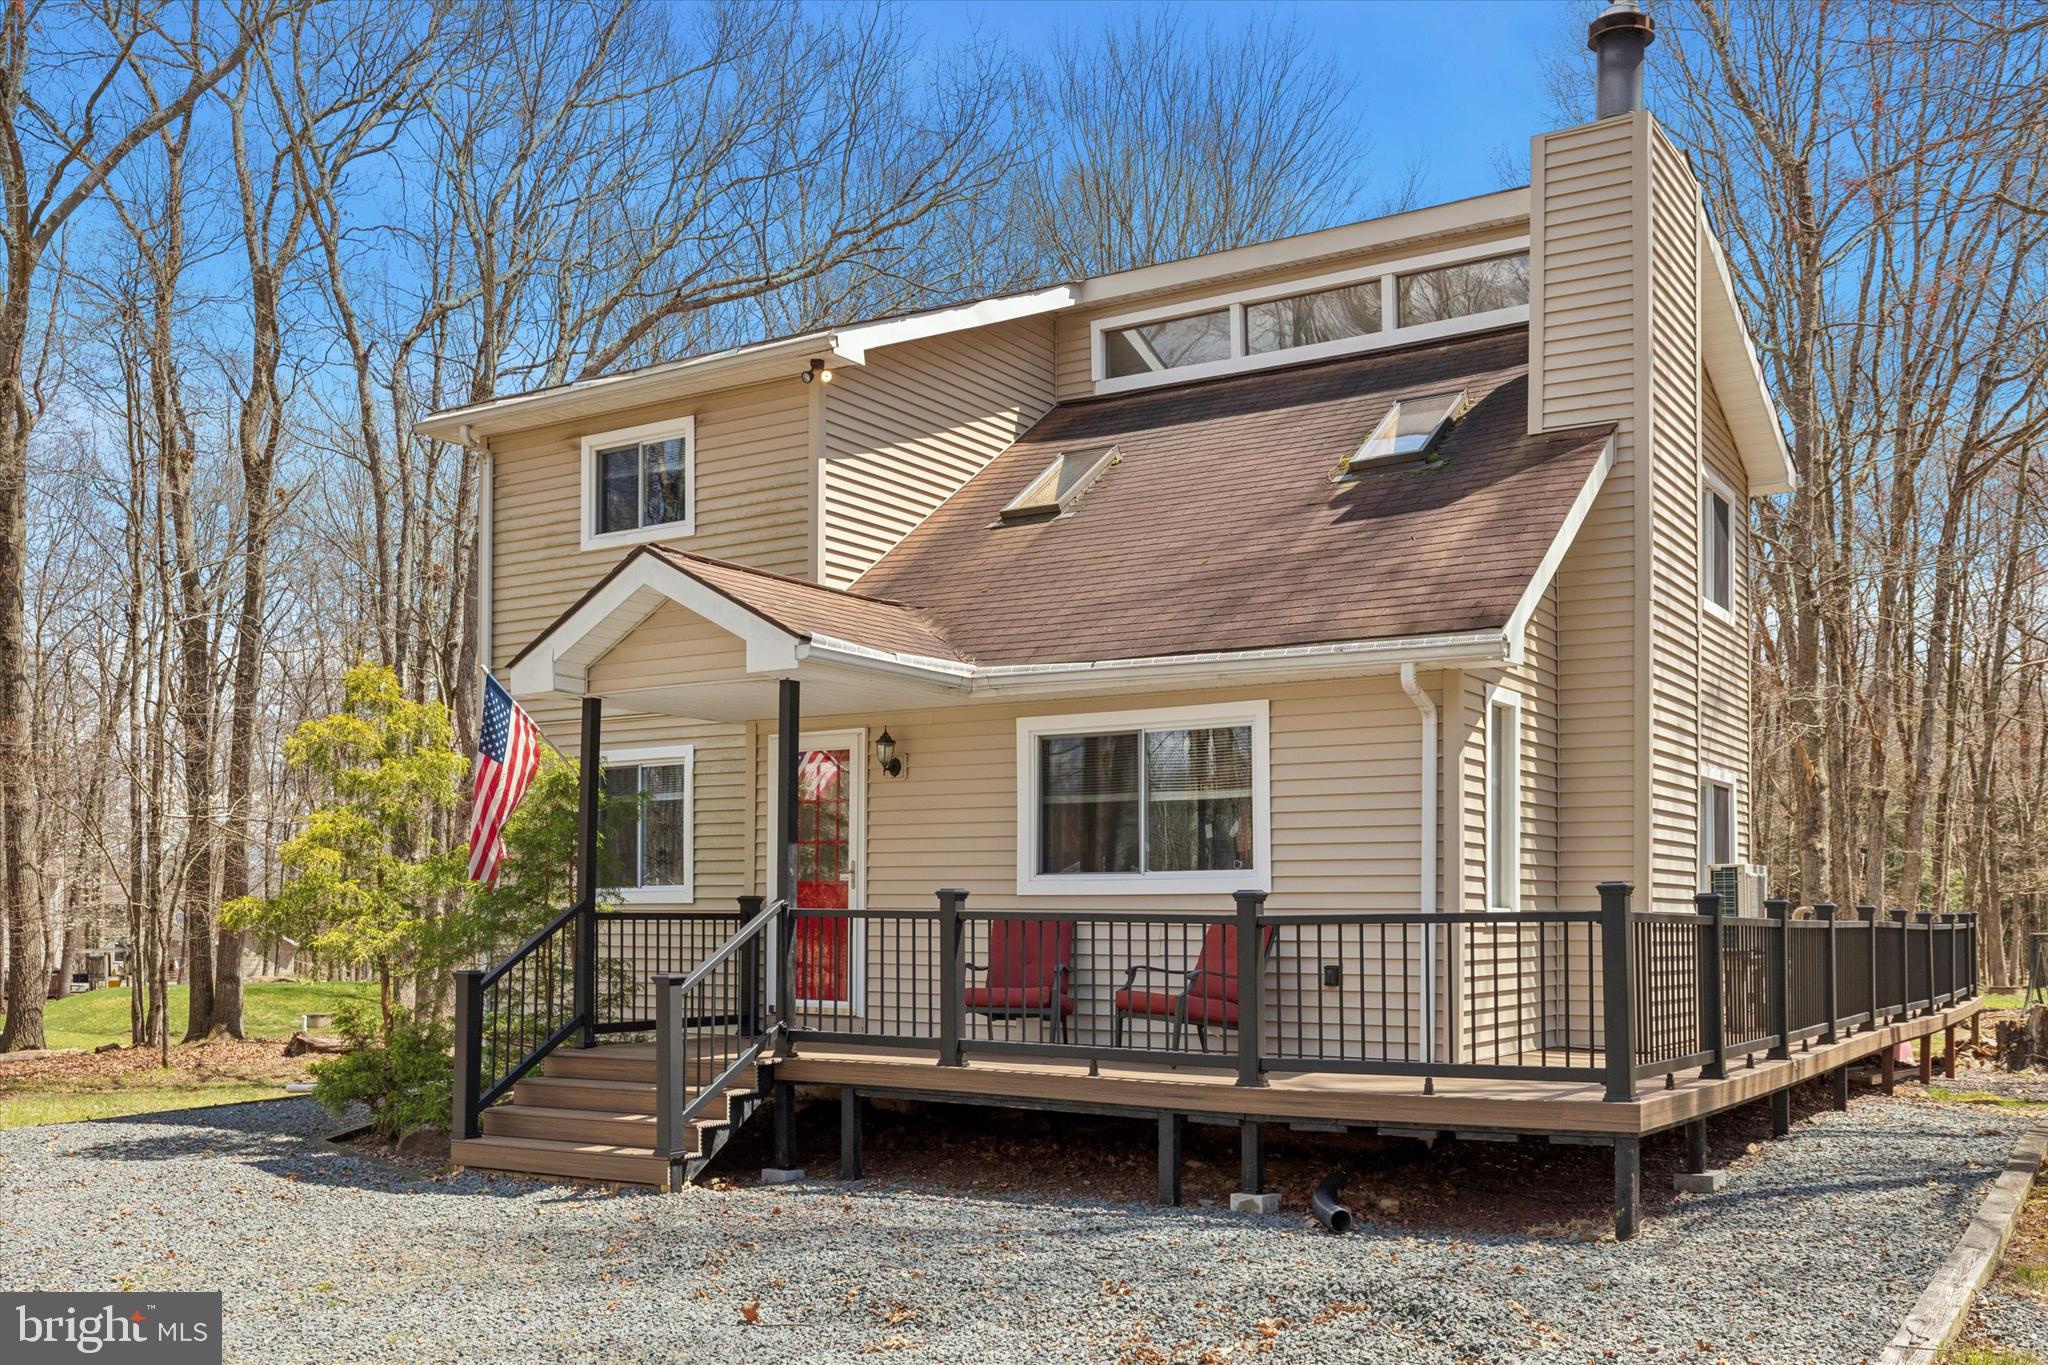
[468,674,542,886]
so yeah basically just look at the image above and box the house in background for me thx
[419,2,1979,1237]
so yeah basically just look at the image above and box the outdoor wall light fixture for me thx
[801,358,834,384]
[875,729,906,778]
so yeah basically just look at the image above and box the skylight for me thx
[999,445,1118,522]
[1341,390,1470,474]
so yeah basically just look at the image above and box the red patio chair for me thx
[1112,922,1276,1053]
[961,918,1075,1043]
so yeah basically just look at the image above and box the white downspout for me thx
[1400,663,1438,1068]
[463,423,494,677]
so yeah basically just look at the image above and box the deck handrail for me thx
[453,896,593,1139]
[650,897,785,1159]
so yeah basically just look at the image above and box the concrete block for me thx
[1674,1169,1729,1194]
[1229,1191,1281,1214]
[760,1167,807,1185]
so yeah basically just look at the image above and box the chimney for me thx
[1587,0,1655,119]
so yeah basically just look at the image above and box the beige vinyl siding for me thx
[1531,114,1642,911]
[1052,222,1528,401]
[488,375,813,908]
[821,316,1057,589]
[1644,122,1705,910]
[1699,374,1752,861]
[750,677,1449,1057]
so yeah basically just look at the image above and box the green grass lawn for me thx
[0,1073,292,1128]
[3,979,376,1051]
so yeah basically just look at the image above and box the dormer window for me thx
[999,446,1117,523]
[580,416,696,550]
[1340,389,1469,474]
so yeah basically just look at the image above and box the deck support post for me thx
[937,889,966,1067]
[772,1079,798,1172]
[1815,903,1839,1041]
[1157,1113,1185,1206]
[1972,1013,1981,1047]
[1944,1026,1957,1080]
[1684,1119,1708,1175]
[1769,1087,1791,1137]
[1239,1120,1264,1195]
[1234,891,1267,1087]
[1599,882,1636,1101]
[1881,1043,1897,1095]
[573,695,602,1048]
[839,1087,863,1180]
[1832,1065,1850,1111]
[1613,1135,1641,1241]
[453,969,483,1140]
[1919,1035,1934,1086]
[1766,898,1792,1061]
[1698,892,1727,1079]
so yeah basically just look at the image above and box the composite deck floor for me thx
[599,997,1981,1140]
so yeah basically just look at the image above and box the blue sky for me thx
[909,0,1582,206]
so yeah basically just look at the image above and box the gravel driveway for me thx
[0,1095,2023,1362]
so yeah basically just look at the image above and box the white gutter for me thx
[1399,662,1439,1068]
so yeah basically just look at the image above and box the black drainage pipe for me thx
[1310,1170,1354,1234]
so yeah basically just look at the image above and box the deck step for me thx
[451,1135,673,1189]
[543,1048,751,1087]
[481,1104,729,1152]
[514,1075,659,1114]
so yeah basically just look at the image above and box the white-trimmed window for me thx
[1484,687,1521,912]
[1090,240,1530,395]
[600,743,694,902]
[1699,767,1738,887]
[1701,471,1737,622]
[1017,701,1270,896]
[580,416,695,550]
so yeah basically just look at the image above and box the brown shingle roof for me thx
[854,326,1613,666]
[644,549,965,662]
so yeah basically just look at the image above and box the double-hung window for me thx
[1018,702,1269,895]
[1699,768,1737,887]
[581,416,695,549]
[1701,475,1736,621]
[1485,688,1521,912]
[599,745,694,902]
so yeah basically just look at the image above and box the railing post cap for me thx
[1234,889,1268,903]
[1595,880,1634,894]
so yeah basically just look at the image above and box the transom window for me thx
[1092,245,1530,394]
[1396,254,1529,328]
[580,416,696,549]
[1247,279,1381,353]
[1018,703,1269,895]
[1701,480,1735,619]
[1103,308,1231,378]
[599,750,694,899]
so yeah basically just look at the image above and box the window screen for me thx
[600,761,690,889]
[1702,487,1734,611]
[595,433,690,535]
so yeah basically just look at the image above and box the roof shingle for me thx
[854,326,1613,666]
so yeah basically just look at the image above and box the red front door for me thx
[794,748,852,1004]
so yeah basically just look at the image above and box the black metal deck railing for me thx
[771,885,1977,1100]
[459,882,1981,1139]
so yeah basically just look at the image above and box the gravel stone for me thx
[0,1094,2024,1362]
